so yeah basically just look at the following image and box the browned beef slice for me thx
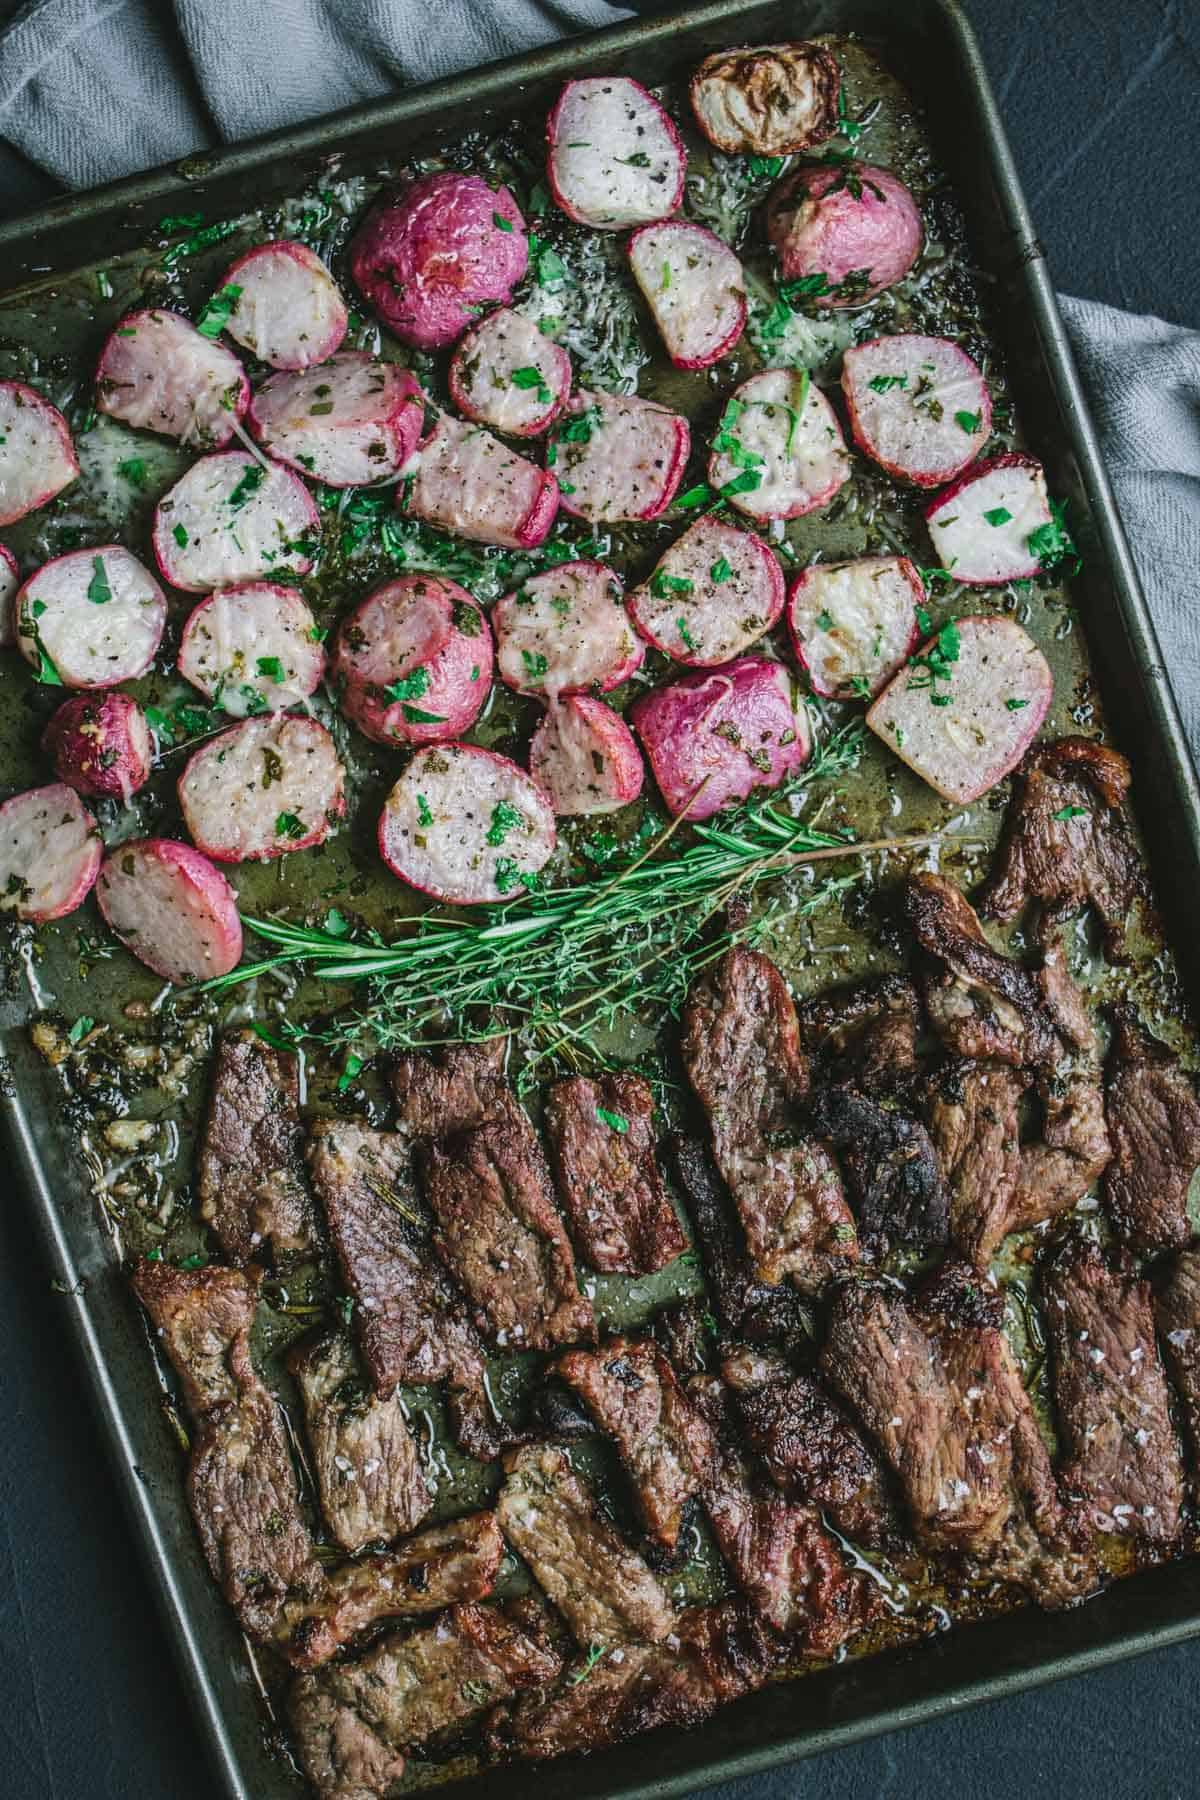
[497,1443,676,1647]
[797,973,922,1093]
[422,1108,594,1353]
[977,737,1141,954]
[654,1300,713,1379]
[822,1267,1095,1608]
[1008,1068,1110,1231]
[306,1120,498,1461]
[132,1257,259,1418]
[682,948,859,1290]
[287,1332,433,1553]
[545,1073,688,1274]
[1154,1249,1200,1467]
[669,1137,810,1346]
[927,1059,1027,1267]
[279,1512,504,1670]
[1043,1238,1183,1541]
[390,1039,509,1139]
[804,1085,948,1258]
[1103,1006,1200,1252]
[196,1030,316,1264]
[722,1347,899,1549]
[290,1602,562,1799]
[555,1338,709,1551]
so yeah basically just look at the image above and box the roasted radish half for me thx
[179,714,345,863]
[628,517,784,666]
[631,656,811,819]
[546,78,686,230]
[402,413,558,550]
[547,391,689,524]
[924,453,1053,586]
[448,309,571,438]
[16,547,166,689]
[247,353,424,487]
[493,561,640,698]
[628,221,747,369]
[0,384,78,527]
[842,335,990,487]
[689,41,841,156]
[178,582,326,717]
[0,544,19,647]
[378,744,556,904]
[333,575,492,747]
[95,309,248,447]
[530,696,644,817]
[0,784,101,923]
[42,692,153,803]
[766,162,922,306]
[707,369,848,521]
[216,240,348,370]
[153,451,319,593]
[787,556,923,700]
[96,838,243,984]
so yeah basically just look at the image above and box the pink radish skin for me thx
[787,556,923,700]
[708,368,849,522]
[0,384,78,527]
[628,517,784,667]
[247,353,424,487]
[530,696,644,817]
[689,41,841,157]
[842,335,991,487]
[628,221,747,369]
[547,390,690,524]
[96,838,243,984]
[448,309,571,438]
[95,310,248,447]
[403,413,558,550]
[42,692,153,803]
[0,544,19,647]
[0,784,101,923]
[866,614,1053,804]
[178,582,325,717]
[547,78,686,230]
[152,451,319,594]
[766,163,922,306]
[16,547,166,689]
[179,714,345,864]
[217,240,348,370]
[378,744,556,906]
[924,453,1053,586]
[350,174,528,351]
[631,656,811,820]
[333,576,492,748]
[493,561,640,698]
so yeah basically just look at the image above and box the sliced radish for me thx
[0,544,19,647]
[378,744,556,905]
[689,41,841,156]
[42,692,153,804]
[95,310,248,448]
[866,614,1052,803]
[627,516,784,666]
[546,78,686,231]
[493,560,640,698]
[0,784,100,923]
[707,369,849,521]
[333,575,492,747]
[217,240,348,370]
[0,384,78,527]
[402,413,558,550]
[178,582,325,717]
[447,309,571,438]
[766,163,923,307]
[529,696,644,817]
[787,556,922,700]
[152,451,318,593]
[924,453,1053,586]
[842,335,990,488]
[179,714,345,863]
[247,353,424,487]
[630,656,811,820]
[16,547,166,689]
[628,221,747,369]
[547,390,689,524]
[96,838,242,984]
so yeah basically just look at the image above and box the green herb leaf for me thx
[649,567,694,600]
[955,410,982,434]
[521,649,549,681]
[492,211,514,232]
[275,811,307,840]
[868,373,907,393]
[1005,696,1030,711]
[747,155,784,179]
[385,666,431,704]
[983,507,1013,527]
[196,283,242,339]
[416,794,434,828]
[256,656,285,684]
[87,556,111,605]
[1026,498,1080,576]
[117,457,148,488]
[617,151,652,168]
[676,616,697,651]
[710,557,732,583]
[1052,805,1089,822]
[173,523,189,548]
[401,704,447,724]
[595,1106,629,1133]
[486,800,524,847]
[675,482,713,510]
[228,463,265,509]
[68,1016,95,1045]
[337,1052,364,1092]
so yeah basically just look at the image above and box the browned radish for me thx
[448,309,571,438]
[0,384,78,527]
[247,353,424,487]
[217,240,348,370]
[0,784,101,922]
[402,413,558,549]
[95,309,248,447]
[627,516,784,666]
[493,561,640,698]
[842,335,990,487]
[707,369,848,521]
[178,582,325,717]
[766,163,922,306]
[787,556,922,700]
[378,744,555,904]
[628,221,746,369]
[689,41,841,156]
[96,838,243,984]
[16,547,166,689]
[630,656,811,819]
[546,78,686,230]
[179,714,345,863]
[0,544,18,647]
[333,575,492,747]
[546,391,689,524]
[152,451,319,593]
[42,692,153,803]
[866,614,1052,803]
[529,696,644,817]
[924,453,1053,585]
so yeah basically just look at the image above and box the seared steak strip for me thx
[682,947,859,1290]
[797,973,922,1094]
[927,1059,1027,1267]
[196,1029,316,1264]
[804,1084,948,1258]
[1154,1249,1200,1470]
[544,1072,688,1274]
[669,1136,810,1345]
[653,1299,713,1379]
[1104,1006,1200,1252]
[391,1039,509,1139]
[1043,1238,1183,1542]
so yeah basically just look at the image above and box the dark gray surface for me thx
[0,3,1197,1799]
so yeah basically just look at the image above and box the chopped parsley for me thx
[86,556,111,605]
[649,567,693,600]
[521,648,549,681]
[983,506,1013,527]
[116,456,148,488]
[256,655,285,684]
[955,409,983,434]
[1005,696,1030,711]
[492,211,514,232]
[1027,498,1080,576]
[868,373,907,393]
[336,1052,364,1093]
[228,463,265,509]
[67,1016,95,1045]
[1052,805,1089,822]
[275,811,307,840]
[385,666,431,703]
[616,151,652,168]
[595,1106,629,1133]
[486,800,524,847]
[511,365,552,405]
[676,616,697,651]
[416,794,434,828]
[172,521,189,547]
[710,557,732,583]
[568,1644,608,1685]
[196,283,242,339]
[747,155,785,180]
[907,618,960,702]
